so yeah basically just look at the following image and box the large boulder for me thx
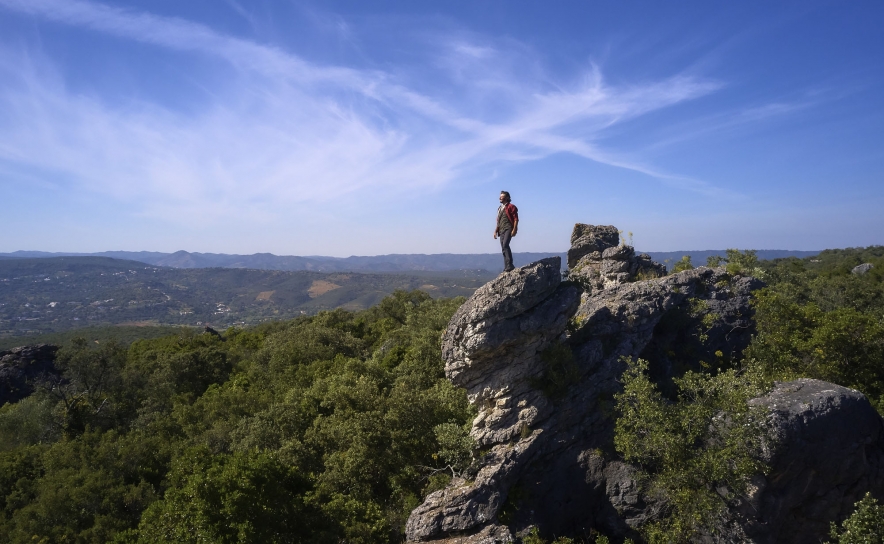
[441,257,581,447]
[724,379,884,543]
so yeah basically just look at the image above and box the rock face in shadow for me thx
[728,379,884,543]
[0,344,59,406]
[405,224,884,543]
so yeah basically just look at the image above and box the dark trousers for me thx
[499,229,514,271]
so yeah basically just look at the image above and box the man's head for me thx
[499,191,511,203]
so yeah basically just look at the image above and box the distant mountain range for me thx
[0,249,821,272]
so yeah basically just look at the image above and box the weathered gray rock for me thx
[567,226,667,291]
[0,344,60,406]
[406,437,540,541]
[407,243,760,541]
[567,224,620,269]
[852,263,874,275]
[720,379,884,544]
[441,257,580,447]
[408,522,514,544]
[406,225,884,543]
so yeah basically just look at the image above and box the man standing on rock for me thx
[494,191,519,272]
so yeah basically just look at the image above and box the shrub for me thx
[614,358,770,543]
[672,256,694,273]
[829,492,884,544]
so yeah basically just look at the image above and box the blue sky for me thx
[0,0,882,256]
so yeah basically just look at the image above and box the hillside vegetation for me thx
[613,246,884,542]
[0,247,881,543]
[0,290,474,543]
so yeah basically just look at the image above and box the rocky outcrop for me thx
[441,257,579,447]
[568,232,667,291]
[852,263,874,275]
[726,379,884,543]
[406,224,884,543]
[407,225,761,542]
[567,224,620,269]
[0,344,60,406]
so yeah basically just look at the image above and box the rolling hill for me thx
[0,257,493,341]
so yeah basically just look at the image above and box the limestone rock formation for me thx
[0,344,60,406]
[852,262,874,275]
[567,226,667,291]
[406,224,884,543]
[567,224,620,269]
[441,257,579,447]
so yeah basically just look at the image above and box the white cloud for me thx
[0,0,731,227]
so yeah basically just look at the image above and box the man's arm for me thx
[512,218,518,237]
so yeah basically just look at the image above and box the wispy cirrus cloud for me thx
[0,0,730,226]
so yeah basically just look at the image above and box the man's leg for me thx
[499,229,514,271]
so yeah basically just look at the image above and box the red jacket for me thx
[500,203,518,225]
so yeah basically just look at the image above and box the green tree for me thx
[48,338,129,436]
[3,431,162,544]
[0,291,472,543]
[703,249,759,275]
[746,290,884,410]
[830,492,884,544]
[136,448,324,544]
[724,249,759,276]
[614,358,770,543]
[706,255,726,267]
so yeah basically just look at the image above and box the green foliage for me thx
[49,338,131,436]
[703,249,761,276]
[706,255,726,267]
[614,358,770,543]
[724,249,759,276]
[136,447,322,544]
[747,248,884,411]
[672,255,694,273]
[0,430,163,543]
[0,290,473,543]
[829,492,884,544]
[612,246,884,540]
[0,396,58,450]
[747,291,884,401]
[432,422,474,476]
[520,526,577,544]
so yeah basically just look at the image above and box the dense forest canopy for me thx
[0,246,882,543]
[0,291,474,543]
